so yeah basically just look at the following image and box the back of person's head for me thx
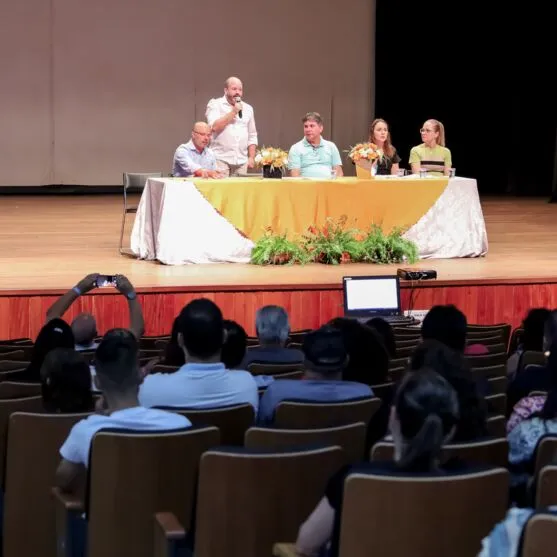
[536,340,557,421]
[255,305,290,346]
[366,317,396,359]
[421,305,467,352]
[222,319,247,369]
[163,316,186,366]
[177,298,224,360]
[302,325,348,378]
[27,319,75,381]
[71,313,97,346]
[544,310,557,351]
[94,328,139,394]
[409,339,487,441]
[40,348,93,413]
[521,308,551,352]
[391,368,459,471]
[328,317,389,385]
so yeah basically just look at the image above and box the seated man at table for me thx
[287,112,343,178]
[172,122,220,178]
[257,325,373,424]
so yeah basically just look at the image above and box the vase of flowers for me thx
[347,142,383,179]
[254,146,289,179]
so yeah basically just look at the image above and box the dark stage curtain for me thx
[374,0,556,196]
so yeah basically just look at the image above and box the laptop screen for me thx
[343,275,401,317]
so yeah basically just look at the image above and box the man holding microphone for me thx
[205,76,258,177]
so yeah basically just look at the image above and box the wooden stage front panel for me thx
[0,194,556,338]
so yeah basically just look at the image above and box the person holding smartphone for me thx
[46,273,145,346]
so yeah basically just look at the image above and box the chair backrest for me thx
[0,361,28,373]
[486,415,506,438]
[248,362,304,376]
[338,468,509,557]
[157,403,254,445]
[371,437,509,468]
[3,412,91,557]
[487,375,508,395]
[467,323,511,346]
[471,364,506,379]
[0,338,32,346]
[466,352,508,367]
[86,426,220,557]
[123,171,163,191]
[245,422,367,463]
[0,349,26,361]
[485,393,507,415]
[536,465,557,508]
[274,397,381,429]
[0,381,41,398]
[521,351,547,370]
[194,446,344,557]
[520,511,557,557]
[0,396,45,486]
[534,435,557,475]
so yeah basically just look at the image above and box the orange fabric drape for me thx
[193,177,448,241]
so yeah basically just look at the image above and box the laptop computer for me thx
[342,275,415,324]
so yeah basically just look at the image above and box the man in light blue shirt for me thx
[288,112,343,179]
[258,325,373,424]
[139,299,259,412]
[172,122,219,178]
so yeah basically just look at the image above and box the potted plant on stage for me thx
[250,227,309,265]
[347,142,383,179]
[254,146,289,179]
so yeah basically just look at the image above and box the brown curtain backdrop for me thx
[0,0,375,186]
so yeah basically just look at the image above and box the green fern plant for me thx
[359,225,418,264]
[250,229,309,265]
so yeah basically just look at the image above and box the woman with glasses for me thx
[409,119,452,176]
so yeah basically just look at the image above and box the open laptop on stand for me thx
[342,275,416,325]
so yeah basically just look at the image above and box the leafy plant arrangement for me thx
[250,219,419,265]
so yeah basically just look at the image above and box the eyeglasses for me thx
[420,128,434,133]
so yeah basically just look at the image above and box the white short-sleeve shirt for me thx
[59,407,191,466]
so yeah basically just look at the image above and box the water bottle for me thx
[330,168,337,180]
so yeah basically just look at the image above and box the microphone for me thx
[234,96,243,119]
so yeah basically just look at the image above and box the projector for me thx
[397,268,437,281]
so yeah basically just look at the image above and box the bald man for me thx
[172,122,220,178]
[205,76,258,177]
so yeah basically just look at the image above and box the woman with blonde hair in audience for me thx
[368,118,401,175]
[409,119,452,176]
[295,369,460,557]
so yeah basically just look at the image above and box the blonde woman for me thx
[409,119,452,176]
[368,118,401,175]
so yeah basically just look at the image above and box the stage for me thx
[0,194,556,339]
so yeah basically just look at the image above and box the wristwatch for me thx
[126,291,137,301]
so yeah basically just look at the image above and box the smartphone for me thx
[96,275,117,288]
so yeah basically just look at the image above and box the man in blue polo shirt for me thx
[257,325,373,424]
[287,112,343,178]
[172,122,220,178]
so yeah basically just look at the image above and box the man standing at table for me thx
[288,112,343,178]
[205,76,258,177]
[172,122,220,178]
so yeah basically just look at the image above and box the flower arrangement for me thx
[250,217,419,266]
[254,146,289,171]
[347,142,383,164]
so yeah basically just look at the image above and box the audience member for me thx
[55,329,190,493]
[328,318,389,386]
[368,118,401,175]
[161,316,186,367]
[296,369,460,557]
[40,348,94,413]
[507,308,551,377]
[206,76,258,177]
[409,119,452,176]
[241,305,304,368]
[409,340,488,441]
[421,304,467,352]
[46,273,145,344]
[139,299,259,411]
[222,319,247,369]
[172,122,219,178]
[287,112,343,178]
[257,326,373,424]
[365,317,396,359]
[11,318,75,383]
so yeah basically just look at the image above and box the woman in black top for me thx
[369,118,402,175]
[295,369,460,557]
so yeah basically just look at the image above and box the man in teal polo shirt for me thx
[288,112,343,178]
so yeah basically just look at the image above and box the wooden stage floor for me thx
[0,194,556,338]
[0,195,556,292]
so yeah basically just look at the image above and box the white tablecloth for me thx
[130,177,488,265]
